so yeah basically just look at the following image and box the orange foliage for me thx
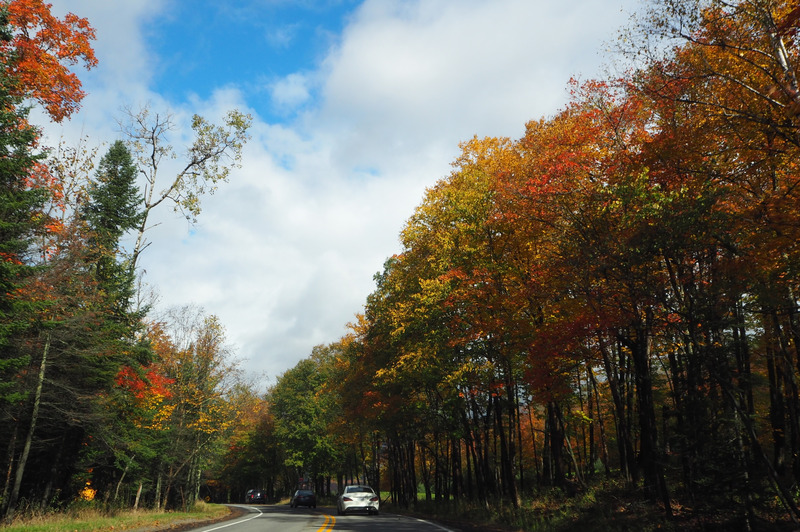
[3,0,96,122]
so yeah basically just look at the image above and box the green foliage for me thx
[120,105,252,270]
[82,140,142,248]
[0,58,47,407]
[0,0,256,520]
[269,346,343,484]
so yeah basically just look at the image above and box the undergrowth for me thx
[0,500,230,532]
[389,478,798,531]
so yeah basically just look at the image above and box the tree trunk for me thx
[162,467,173,510]
[547,401,565,489]
[4,333,50,521]
[372,432,381,503]
[155,471,162,510]
[528,408,541,484]
[622,319,672,516]
[114,455,133,503]
[419,442,431,502]
[770,309,800,482]
[1,424,18,515]
[598,333,636,482]
[557,406,585,489]
[588,366,611,477]
[767,343,787,475]
[451,437,462,501]
[41,432,65,509]
[134,481,143,510]
[494,394,519,507]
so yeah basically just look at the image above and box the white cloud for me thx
[269,73,313,112]
[41,0,638,380]
[49,0,164,99]
[304,0,639,195]
[266,24,299,49]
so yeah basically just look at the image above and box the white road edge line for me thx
[201,506,263,531]
[413,516,456,532]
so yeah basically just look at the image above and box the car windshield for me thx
[297,490,313,495]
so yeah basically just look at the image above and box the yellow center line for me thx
[316,513,336,531]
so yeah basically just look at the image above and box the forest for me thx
[2,0,800,530]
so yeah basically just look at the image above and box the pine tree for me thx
[0,8,48,407]
[81,140,143,316]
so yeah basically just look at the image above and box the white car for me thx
[337,485,380,515]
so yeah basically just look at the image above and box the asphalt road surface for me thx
[185,504,460,532]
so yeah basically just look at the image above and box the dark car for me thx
[245,489,266,504]
[290,489,317,508]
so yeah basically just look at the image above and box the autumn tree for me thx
[327,317,396,497]
[0,0,95,518]
[118,106,251,271]
[212,384,282,503]
[98,319,177,510]
[1,0,97,122]
[149,306,240,510]
[617,0,800,520]
[241,1,800,528]
[0,53,46,409]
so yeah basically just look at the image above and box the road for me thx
[186,504,458,532]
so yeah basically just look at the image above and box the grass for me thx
[0,500,231,532]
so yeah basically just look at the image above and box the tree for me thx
[80,140,143,315]
[0,66,46,408]
[150,306,240,510]
[106,328,174,509]
[1,0,96,122]
[118,106,251,270]
[0,2,95,515]
[270,346,343,495]
[212,383,281,503]
[620,0,800,520]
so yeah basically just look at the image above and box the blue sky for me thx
[44,0,640,383]
[146,1,356,120]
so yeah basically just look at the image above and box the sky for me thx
[42,0,640,384]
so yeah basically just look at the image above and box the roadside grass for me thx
[0,500,231,532]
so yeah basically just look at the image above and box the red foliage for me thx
[115,365,174,401]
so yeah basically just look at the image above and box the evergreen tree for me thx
[0,8,48,407]
[72,141,153,506]
[81,140,143,316]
